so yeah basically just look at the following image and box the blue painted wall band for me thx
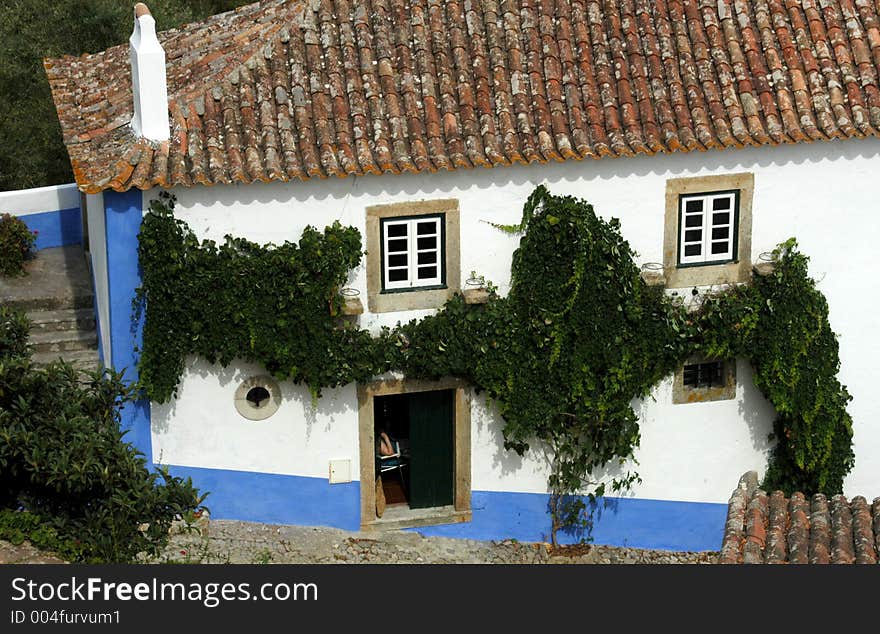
[103,189,152,464]
[163,465,725,551]
[18,208,82,250]
[167,465,362,532]
[414,491,727,552]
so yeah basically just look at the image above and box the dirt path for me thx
[146,519,718,564]
[3,520,718,565]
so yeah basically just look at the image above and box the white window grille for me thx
[679,191,737,265]
[381,215,444,291]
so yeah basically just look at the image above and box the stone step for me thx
[0,246,95,313]
[25,308,96,333]
[2,293,94,313]
[31,348,101,371]
[28,329,98,354]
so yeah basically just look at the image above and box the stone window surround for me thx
[357,377,472,531]
[663,173,754,289]
[672,355,737,404]
[365,199,460,313]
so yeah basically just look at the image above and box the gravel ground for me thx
[2,519,718,564]
[142,519,718,565]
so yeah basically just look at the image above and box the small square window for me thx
[381,215,445,291]
[678,191,739,266]
[673,357,736,404]
[682,361,724,388]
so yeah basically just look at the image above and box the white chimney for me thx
[129,3,169,141]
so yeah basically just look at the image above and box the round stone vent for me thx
[234,376,281,421]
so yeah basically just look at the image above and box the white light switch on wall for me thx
[329,459,351,484]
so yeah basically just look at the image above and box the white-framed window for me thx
[381,215,445,291]
[678,191,738,265]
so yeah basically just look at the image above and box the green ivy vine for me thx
[136,187,854,542]
[693,239,854,494]
[395,187,690,542]
[136,191,395,403]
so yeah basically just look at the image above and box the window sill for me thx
[380,284,448,295]
[675,258,737,269]
[663,259,751,289]
[368,286,457,313]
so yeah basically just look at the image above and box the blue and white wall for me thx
[0,183,82,250]
[95,137,880,551]
[83,193,111,361]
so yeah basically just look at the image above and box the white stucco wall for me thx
[146,136,880,503]
[152,357,358,479]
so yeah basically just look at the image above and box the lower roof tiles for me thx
[720,471,880,564]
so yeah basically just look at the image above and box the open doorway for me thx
[358,378,471,530]
[374,390,455,512]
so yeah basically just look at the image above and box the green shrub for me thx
[0,358,207,562]
[0,213,37,276]
[0,508,85,561]
[0,306,31,359]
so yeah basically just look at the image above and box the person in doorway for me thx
[377,426,396,457]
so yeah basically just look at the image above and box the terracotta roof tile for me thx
[44,0,880,193]
[721,472,880,564]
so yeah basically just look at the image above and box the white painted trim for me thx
[0,183,80,216]
[679,191,736,264]
[382,216,442,289]
[87,193,111,362]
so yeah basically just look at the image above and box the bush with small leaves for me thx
[0,213,37,276]
[0,306,31,360]
[0,357,207,562]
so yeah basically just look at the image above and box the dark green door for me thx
[407,390,455,509]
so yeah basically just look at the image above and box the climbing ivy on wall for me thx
[394,187,691,542]
[137,187,855,540]
[693,239,854,495]
[136,192,395,403]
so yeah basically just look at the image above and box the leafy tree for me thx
[0,305,206,562]
[0,0,252,191]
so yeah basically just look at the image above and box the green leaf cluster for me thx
[399,188,690,516]
[137,192,394,403]
[0,305,30,358]
[0,508,86,562]
[0,307,206,562]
